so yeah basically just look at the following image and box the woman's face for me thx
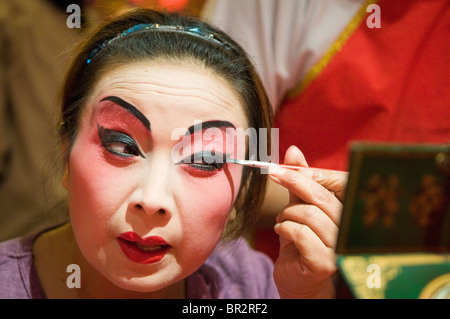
[65,61,248,292]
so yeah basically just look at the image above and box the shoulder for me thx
[0,234,34,264]
[0,234,45,298]
[190,238,279,299]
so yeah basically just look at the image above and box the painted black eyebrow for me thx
[186,120,236,135]
[100,96,151,131]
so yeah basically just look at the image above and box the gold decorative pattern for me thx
[339,254,450,299]
[339,255,401,299]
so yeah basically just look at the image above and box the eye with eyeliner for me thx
[179,151,228,171]
[97,125,145,159]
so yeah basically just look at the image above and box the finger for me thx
[307,169,348,202]
[269,166,342,225]
[283,145,308,167]
[276,203,338,248]
[281,145,348,202]
[274,220,337,277]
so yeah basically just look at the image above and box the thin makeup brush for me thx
[226,158,348,174]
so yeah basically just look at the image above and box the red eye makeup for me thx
[93,96,240,174]
[100,96,151,131]
[173,120,237,173]
[92,96,151,161]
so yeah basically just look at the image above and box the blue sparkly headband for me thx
[86,23,232,64]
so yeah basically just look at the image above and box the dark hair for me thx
[59,9,273,240]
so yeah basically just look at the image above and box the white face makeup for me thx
[65,61,249,293]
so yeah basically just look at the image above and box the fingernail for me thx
[268,165,283,184]
[274,223,281,232]
[268,164,280,175]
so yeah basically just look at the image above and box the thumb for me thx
[283,145,308,167]
[283,145,308,204]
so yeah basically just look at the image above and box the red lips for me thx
[117,231,170,264]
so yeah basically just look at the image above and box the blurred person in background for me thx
[0,0,82,241]
[0,0,206,242]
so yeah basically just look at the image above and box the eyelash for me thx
[97,126,144,158]
[179,151,227,172]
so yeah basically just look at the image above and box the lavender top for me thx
[0,231,279,299]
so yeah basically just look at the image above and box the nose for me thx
[130,157,174,218]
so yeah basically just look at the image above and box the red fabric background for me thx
[257,0,450,261]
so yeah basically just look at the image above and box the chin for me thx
[103,262,185,295]
[113,275,171,293]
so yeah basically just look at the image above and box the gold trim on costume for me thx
[285,0,379,100]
